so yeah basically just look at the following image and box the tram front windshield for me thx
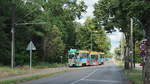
[69,54,76,59]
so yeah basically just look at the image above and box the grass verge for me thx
[0,63,66,78]
[124,69,143,84]
[0,66,36,78]
[114,58,143,84]
[0,69,69,84]
[34,63,66,69]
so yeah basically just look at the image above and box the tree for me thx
[114,47,121,59]
[30,0,87,61]
[94,0,150,83]
[94,0,131,69]
[76,17,111,53]
[0,0,87,65]
[105,52,113,58]
[0,18,10,65]
[46,25,65,63]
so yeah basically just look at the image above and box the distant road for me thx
[22,62,128,84]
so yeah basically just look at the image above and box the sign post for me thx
[60,56,63,63]
[26,41,36,70]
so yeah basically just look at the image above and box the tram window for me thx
[69,54,75,59]
[95,56,98,60]
[91,55,98,60]
[79,53,88,58]
[76,53,79,56]
[91,55,95,58]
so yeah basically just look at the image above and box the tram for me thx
[68,49,105,67]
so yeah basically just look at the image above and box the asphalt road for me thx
[22,62,128,84]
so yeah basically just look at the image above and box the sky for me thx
[76,0,99,23]
[107,29,123,53]
[76,0,122,53]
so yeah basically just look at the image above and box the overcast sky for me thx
[76,0,122,53]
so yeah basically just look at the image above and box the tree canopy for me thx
[0,0,111,66]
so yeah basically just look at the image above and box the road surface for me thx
[22,62,128,84]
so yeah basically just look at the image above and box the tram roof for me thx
[90,51,105,55]
[97,52,105,55]
[89,51,98,54]
[79,50,89,53]
[68,49,78,53]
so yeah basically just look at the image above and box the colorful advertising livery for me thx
[68,49,105,67]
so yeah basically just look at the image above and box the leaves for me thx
[0,0,86,65]
[76,17,111,53]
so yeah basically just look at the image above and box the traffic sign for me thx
[130,51,133,54]
[26,41,36,51]
[26,41,36,70]
[140,51,146,57]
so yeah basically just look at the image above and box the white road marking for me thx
[81,69,99,80]
[70,69,100,84]
[70,78,84,84]
[83,79,122,83]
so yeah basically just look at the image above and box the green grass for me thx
[0,66,35,78]
[114,58,143,84]
[0,63,66,78]
[127,73,143,84]
[34,63,66,69]
[124,69,143,84]
[0,69,69,84]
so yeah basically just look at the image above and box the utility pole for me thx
[11,5,15,69]
[130,18,134,69]
[10,0,46,69]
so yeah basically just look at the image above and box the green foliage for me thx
[0,0,111,66]
[105,53,113,58]
[76,17,111,53]
[0,19,10,65]
[94,0,147,68]
[94,0,148,37]
[114,47,121,58]
[75,22,91,49]
[46,25,65,63]
[124,69,143,84]
[0,0,12,65]
[0,0,86,65]
[134,41,142,63]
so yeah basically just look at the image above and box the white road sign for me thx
[26,41,36,70]
[26,41,36,51]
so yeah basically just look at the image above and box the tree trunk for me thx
[124,46,130,69]
[144,40,150,84]
[143,15,150,84]
[133,40,136,68]
[139,4,150,83]
[144,28,150,84]
[124,34,130,69]
[42,36,48,62]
